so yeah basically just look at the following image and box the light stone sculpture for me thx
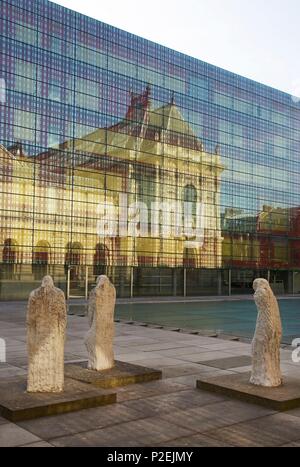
[85,275,116,371]
[27,276,67,393]
[250,278,282,388]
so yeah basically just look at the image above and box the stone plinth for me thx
[0,376,116,422]
[65,360,162,389]
[197,372,300,411]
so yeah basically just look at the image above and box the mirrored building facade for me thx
[0,0,300,299]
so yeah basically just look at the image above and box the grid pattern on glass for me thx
[0,0,300,298]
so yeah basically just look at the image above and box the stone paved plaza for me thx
[1,301,300,447]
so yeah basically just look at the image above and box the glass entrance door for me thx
[67,266,88,299]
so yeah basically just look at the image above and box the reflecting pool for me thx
[114,299,300,344]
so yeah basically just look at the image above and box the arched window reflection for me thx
[183,184,197,214]
[183,184,198,233]
[33,241,50,279]
[94,243,110,276]
[3,239,18,264]
[2,239,18,280]
[65,242,82,266]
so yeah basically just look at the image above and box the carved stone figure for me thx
[250,278,282,388]
[27,276,67,393]
[85,275,116,371]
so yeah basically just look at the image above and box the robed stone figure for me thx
[27,276,67,393]
[85,275,116,371]
[250,278,282,388]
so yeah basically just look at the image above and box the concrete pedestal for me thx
[0,376,116,422]
[65,360,162,389]
[197,372,300,411]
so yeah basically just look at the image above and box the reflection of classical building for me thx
[290,207,300,268]
[222,206,300,293]
[2,0,300,300]
[0,89,224,296]
[223,206,300,269]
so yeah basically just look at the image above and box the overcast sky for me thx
[52,0,300,97]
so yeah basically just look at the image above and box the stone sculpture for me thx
[27,276,67,393]
[250,278,282,388]
[85,275,116,371]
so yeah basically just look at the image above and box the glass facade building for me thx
[0,0,300,300]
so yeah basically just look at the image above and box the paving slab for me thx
[231,366,252,373]
[161,363,215,379]
[203,413,300,447]
[118,357,183,368]
[199,342,251,351]
[0,375,116,422]
[200,355,252,370]
[17,403,145,439]
[197,372,300,411]
[155,433,233,447]
[50,416,195,447]
[0,422,41,447]
[156,346,216,358]
[159,399,274,433]
[122,388,225,417]
[22,441,54,447]
[0,366,27,378]
[132,342,197,352]
[281,440,300,447]
[166,375,206,387]
[114,351,162,362]
[115,379,190,403]
[180,351,238,363]
[0,416,7,426]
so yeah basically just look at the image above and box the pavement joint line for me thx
[154,431,236,447]
[114,385,191,402]
[22,409,197,443]
[18,440,56,447]
[200,411,288,441]
[5,296,298,306]
[161,406,278,437]
[114,320,296,350]
[15,409,150,442]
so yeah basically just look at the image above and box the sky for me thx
[52,0,300,97]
